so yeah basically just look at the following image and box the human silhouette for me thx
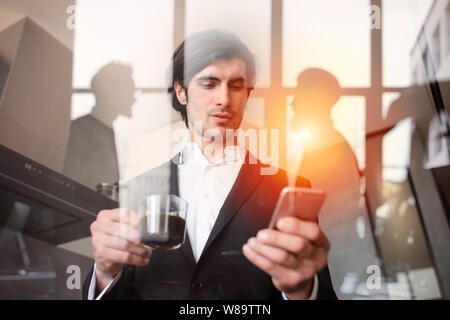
[291,68,382,298]
[63,62,136,190]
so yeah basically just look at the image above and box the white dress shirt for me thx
[178,142,244,261]
[88,142,318,299]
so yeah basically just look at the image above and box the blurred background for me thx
[0,0,449,299]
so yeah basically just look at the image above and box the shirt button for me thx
[191,280,204,290]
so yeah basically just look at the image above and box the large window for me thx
[0,0,449,300]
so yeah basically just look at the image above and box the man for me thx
[83,30,336,300]
[64,62,136,189]
[292,68,379,297]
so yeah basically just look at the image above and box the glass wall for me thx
[0,0,449,299]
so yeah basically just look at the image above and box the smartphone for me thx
[268,186,326,229]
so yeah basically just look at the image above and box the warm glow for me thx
[291,129,311,144]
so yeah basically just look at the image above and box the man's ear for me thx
[174,81,187,106]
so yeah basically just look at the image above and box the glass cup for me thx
[137,194,188,250]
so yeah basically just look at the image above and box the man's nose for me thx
[216,85,230,107]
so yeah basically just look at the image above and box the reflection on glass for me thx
[0,180,95,299]
[382,92,401,120]
[70,93,95,121]
[331,96,366,170]
[283,0,370,88]
[290,69,380,299]
[186,0,271,87]
[388,0,450,87]
[73,0,174,88]
[0,0,448,300]
[114,92,179,181]
[65,63,136,189]
[382,0,434,87]
[71,1,180,189]
[0,56,9,101]
[241,98,266,129]
[368,119,443,299]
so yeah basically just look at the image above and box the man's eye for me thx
[200,82,215,88]
[230,84,245,90]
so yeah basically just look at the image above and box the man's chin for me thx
[204,125,239,141]
[203,127,226,141]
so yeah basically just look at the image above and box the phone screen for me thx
[268,187,326,229]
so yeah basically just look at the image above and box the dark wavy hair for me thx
[167,30,256,127]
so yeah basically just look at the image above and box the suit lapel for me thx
[199,152,263,262]
[169,154,196,268]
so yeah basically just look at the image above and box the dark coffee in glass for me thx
[139,214,186,250]
[138,194,188,250]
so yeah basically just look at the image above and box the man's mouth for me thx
[210,112,233,123]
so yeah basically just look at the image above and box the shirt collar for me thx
[179,142,209,166]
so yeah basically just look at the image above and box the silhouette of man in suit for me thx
[291,68,381,298]
[64,62,136,189]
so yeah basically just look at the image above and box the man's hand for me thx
[242,216,330,300]
[90,208,152,293]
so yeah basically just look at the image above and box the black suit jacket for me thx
[82,153,337,300]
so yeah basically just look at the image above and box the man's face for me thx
[176,58,250,139]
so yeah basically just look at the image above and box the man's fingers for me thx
[242,243,284,278]
[246,237,298,268]
[95,233,152,258]
[243,242,318,292]
[275,217,330,250]
[94,218,141,243]
[255,229,314,256]
[98,246,150,266]
[98,208,142,227]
